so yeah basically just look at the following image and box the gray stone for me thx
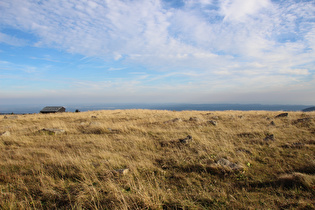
[216,158,244,171]
[217,158,231,166]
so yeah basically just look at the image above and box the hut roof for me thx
[40,106,65,113]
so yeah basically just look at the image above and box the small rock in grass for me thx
[217,158,231,167]
[210,158,244,174]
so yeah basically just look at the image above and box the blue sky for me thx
[0,0,314,105]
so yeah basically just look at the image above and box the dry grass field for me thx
[0,109,315,209]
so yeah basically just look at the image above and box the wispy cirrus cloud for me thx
[0,32,28,46]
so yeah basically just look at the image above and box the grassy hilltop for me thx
[0,110,315,209]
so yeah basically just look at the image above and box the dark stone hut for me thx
[40,106,66,114]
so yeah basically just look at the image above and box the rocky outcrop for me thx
[208,158,244,174]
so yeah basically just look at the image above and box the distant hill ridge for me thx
[302,106,315,112]
[0,104,311,114]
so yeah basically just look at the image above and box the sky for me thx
[0,0,314,105]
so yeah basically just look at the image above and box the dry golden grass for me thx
[0,110,315,209]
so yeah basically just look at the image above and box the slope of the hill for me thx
[1,110,314,209]
[302,106,315,112]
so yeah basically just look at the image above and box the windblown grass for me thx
[0,110,314,209]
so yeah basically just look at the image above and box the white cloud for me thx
[114,53,122,61]
[1,0,312,63]
[184,0,213,7]
[73,80,113,90]
[220,0,272,22]
[279,69,310,76]
[108,67,126,71]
